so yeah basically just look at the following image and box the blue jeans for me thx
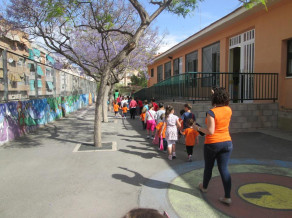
[203,141,233,198]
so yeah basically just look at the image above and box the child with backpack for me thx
[145,103,157,139]
[180,118,199,162]
[155,114,167,152]
[140,107,147,129]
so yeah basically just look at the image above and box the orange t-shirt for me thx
[205,106,232,144]
[156,122,166,138]
[113,104,119,112]
[140,112,146,121]
[122,107,128,113]
[182,128,199,146]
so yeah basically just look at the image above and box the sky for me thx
[140,0,243,53]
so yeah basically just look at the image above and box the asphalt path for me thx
[0,105,291,218]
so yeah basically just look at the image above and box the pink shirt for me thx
[129,100,137,108]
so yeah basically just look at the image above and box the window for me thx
[157,65,163,83]
[164,61,171,80]
[287,39,292,77]
[151,68,154,77]
[185,51,198,72]
[173,57,183,75]
[17,58,24,67]
[29,80,35,91]
[202,42,220,87]
[46,68,53,77]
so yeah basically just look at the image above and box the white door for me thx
[229,29,255,102]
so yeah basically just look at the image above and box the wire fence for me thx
[0,49,97,102]
[134,72,278,103]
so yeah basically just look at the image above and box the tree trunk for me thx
[102,84,110,123]
[108,84,115,112]
[94,70,110,147]
[94,91,103,147]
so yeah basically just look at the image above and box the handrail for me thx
[134,72,279,103]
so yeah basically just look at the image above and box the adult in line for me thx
[129,97,137,119]
[114,89,119,100]
[194,87,233,205]
[117,95,121,107]
[137,98,143,115]
[156,103,165,124]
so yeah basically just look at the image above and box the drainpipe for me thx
[2,50,8,102]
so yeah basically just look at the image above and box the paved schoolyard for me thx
[0,105,291,218]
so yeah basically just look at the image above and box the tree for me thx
[3,0,267,147]
[130,71,148,88]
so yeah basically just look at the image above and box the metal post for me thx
[35,62,38,98]
[241,74,244,103]
[2,50,8,102]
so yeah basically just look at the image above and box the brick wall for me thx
[164,102,278,131]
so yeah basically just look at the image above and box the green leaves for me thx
[166,0,200,17]
[45,1,66,20]
[241,0,268,10]
[96,13,114,30]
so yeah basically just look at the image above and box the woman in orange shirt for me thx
[194,87,233,205]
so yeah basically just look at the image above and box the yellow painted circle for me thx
[238,183,292,210]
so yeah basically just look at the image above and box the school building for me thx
[144,0,292,130]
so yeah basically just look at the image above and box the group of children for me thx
[113,100,128,119]
[139,102,202,161]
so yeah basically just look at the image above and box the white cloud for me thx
[157,34,190,54]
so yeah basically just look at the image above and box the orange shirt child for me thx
[113,104,120,112]
[181,127,199,146]
[156,122,166,139]
[122,106,128,114]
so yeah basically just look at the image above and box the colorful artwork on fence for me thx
[0,93,95,145]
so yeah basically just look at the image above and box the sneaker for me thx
[188,155,192,162]
[198,183,208,193]
[151,136,154,140]
[168,155,172,160]
[219,197,232,205]
[147,136,150,139]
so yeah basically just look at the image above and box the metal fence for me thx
[0,49,97,102]
[134,72,278,103]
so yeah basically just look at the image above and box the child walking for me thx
[145,103,157,139]
[155,114,167,152]
[140,107,147,129]
[121,103,128,119]
[165,105,181,160]
[113,100,120,118]
[180,118,199,162]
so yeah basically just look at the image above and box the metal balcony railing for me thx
[134,72,278,103]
